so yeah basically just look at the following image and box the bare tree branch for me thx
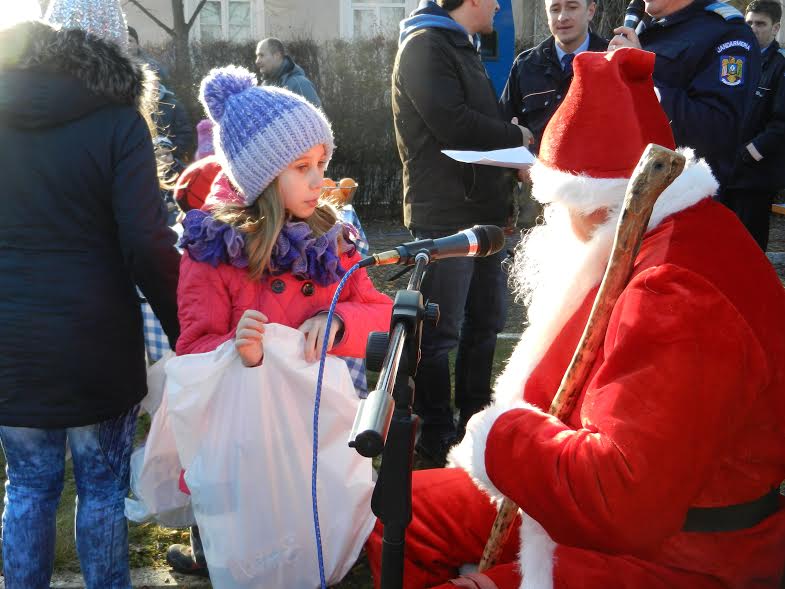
[186,0,209,32]
[126,0,175,36]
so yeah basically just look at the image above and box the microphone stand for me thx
[349,251,438,589]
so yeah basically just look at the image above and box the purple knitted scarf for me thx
[180,209,357,286]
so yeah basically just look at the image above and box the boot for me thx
[166,525,209,577]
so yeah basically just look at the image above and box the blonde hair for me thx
[212,180,341,281]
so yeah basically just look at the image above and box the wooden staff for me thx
[478,144,686,572]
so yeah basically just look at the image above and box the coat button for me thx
[301,281,315,297]
[271,279,286,294]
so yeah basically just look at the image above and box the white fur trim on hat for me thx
[530,148,719,221]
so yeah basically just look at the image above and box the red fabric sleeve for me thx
[329,253,393,358]
[484,264,768,555]
[175,253,236,355]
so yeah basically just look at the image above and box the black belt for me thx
[682,488,781,533]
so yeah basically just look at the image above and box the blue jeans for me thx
[0,406,139,589]
[412,230,509,433]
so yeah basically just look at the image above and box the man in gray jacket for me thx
[255,37,322,108]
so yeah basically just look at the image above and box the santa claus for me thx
[365,47,785,589]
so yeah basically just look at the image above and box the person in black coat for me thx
[0,17,180,588]
[393,0,526,466]
[722,0,785,250]
[154,82,195,163]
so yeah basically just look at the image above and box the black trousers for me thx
[410,229,509,434]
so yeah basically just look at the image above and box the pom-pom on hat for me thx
[199,65,334,206]
[530,48,676,212]
[44,0,129,52]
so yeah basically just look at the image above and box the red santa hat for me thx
[530,48,676,213]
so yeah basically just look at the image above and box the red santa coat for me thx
[376,156,785,589]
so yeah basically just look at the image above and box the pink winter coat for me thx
[176,244,392,358]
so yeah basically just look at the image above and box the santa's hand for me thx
[235,309,267,367]
[608,27,641,50]
[298,313,344,363]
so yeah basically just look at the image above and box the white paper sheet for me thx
[442,146,536,169]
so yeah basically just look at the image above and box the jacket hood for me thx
[398,0,479,48]
[0,20,156,128]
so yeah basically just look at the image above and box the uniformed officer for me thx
[609,0,761,197]
[500,0,608,154]
[722,0,785,250]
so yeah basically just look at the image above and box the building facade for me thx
[123,0,425,45]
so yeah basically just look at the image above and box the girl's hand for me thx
[235,310,268,367]
[298,313,344,363]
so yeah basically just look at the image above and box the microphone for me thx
[623,0,645,29]
[357,225,505,268]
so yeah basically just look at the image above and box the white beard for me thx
[494,202,618,407]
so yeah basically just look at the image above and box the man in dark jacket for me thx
[610,0,761,197]
[0,17,180,588]
[393,0,526,465]
[153,81,194,162]
[500,0,607,155]
[255,37,322,107]
[722,0,785,250]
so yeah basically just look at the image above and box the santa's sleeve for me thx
[475,264,768,555]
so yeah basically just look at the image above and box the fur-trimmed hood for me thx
[0,20,156,128]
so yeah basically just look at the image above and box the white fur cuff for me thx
[448,400,533,503]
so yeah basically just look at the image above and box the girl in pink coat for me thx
[166,66,392,575]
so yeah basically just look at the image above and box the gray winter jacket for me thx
[263,56,321,108]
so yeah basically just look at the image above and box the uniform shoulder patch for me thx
[705,2,744,20]
[719,55,745,86]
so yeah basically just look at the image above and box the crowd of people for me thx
[1,0,785,587]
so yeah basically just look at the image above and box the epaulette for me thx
[705,2,744,20]
[778,47,785,59]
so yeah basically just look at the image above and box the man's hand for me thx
[516,166,532,183]
[298,313,344,363]
[608,27,642,51]
[512,117,534,146]
[235,309,268,367]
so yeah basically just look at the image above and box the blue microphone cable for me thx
[311,261,362,589]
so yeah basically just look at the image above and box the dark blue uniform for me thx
[500,32,608,154]
[639,0,761,194]
[723,41,785,250]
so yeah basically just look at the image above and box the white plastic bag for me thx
[141,349,175,416]
[126,350,194,527]
[165,323,376,589]
[125,379,195,528]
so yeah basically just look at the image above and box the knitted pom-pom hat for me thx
[199,65,334,206]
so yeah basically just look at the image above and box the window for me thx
[351,0,407,38]
[199,0,253,41]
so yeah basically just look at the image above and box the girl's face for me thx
[278,144,328,219]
